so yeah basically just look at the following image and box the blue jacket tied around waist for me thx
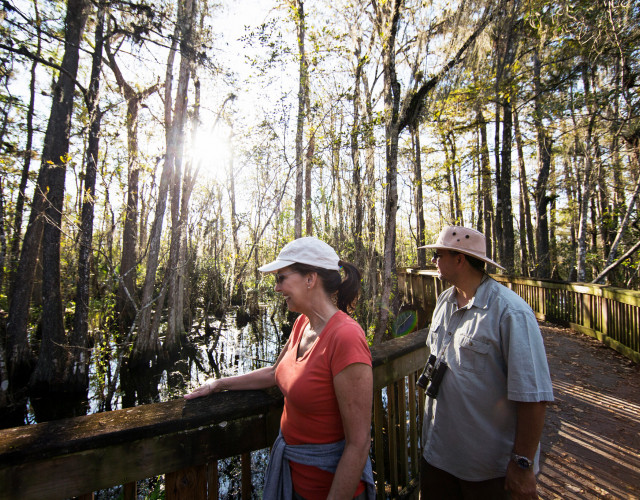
[263,431,375,499]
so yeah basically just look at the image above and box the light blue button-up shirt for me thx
[422,277,554,481]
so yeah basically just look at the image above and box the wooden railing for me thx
[0,329,429,500]
[398,268,640,364]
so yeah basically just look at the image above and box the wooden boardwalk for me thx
[538,322,640,499]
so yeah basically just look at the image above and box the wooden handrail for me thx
[0,328,429,500]
[398,268,640,364]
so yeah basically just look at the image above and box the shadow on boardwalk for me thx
[538,322,640,500]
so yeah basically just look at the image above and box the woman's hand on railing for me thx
[184,380,221,400]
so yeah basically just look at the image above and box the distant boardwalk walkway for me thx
[538,322,640,499]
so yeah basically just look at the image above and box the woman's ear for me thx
[306,272,318,288]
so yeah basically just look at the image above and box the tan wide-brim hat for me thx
[419,226,505,270]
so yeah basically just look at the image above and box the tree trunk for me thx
[549,154,558,276]
[373,1,493,339]
[532,43,552,278]
[596,151,613,259]
[29,0,89,397]
[442,131,456,221]
[105,41,161,333]
[0,177,5,297]
[513,102,535,273]
[228,123,241,304]
[518,181,527,275]
[576,65,598,282]
[331,114,345,243]
[563,152,578,280]
[500,93,514,273]
[589,198,598,278]
[478,109,495,269]
[0,102,8,295]
[293,0,308,239]
[67,2,105,394]
[446,132,463,225]
[134,1,186,362]
[412,125,426,267]
[305,134,314,236]
[360,70,379,331]
[166,0,197,354]
[493,100,502,262]
[351,40,364,260]
[475,126,482,232]
[374,0,402,344]
[8,0,41,290]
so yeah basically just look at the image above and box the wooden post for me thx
[373,392,386,499]
[388,383,399,497]
[407,373,419,481]
[398,377,408,488]
[241,453,252,498]
[166,465,206,499]
[602,297,609,338]
[207,460,219,500]
[123,482,136,500]
[398,271,405,296]
[582,292,592,330]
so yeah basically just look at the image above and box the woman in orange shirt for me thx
[185,237,374,499]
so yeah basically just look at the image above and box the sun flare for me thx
[190,126,231,180]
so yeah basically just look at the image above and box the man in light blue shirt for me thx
[418,226,554,499]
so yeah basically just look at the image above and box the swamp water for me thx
[24,305,415,499]
[23,303,290,499]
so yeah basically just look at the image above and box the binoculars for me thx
[417,354,448,399]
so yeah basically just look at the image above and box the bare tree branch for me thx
[592,239,640,284]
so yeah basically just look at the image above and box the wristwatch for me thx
[511,452,534,470]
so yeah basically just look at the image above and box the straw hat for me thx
[419,226,504,270]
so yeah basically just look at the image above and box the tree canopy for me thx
[0,0,638,422]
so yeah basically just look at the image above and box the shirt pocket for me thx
[427,324,445,353]
[456,335,490,374]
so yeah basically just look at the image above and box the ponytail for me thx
[289,260,362,314]
[336,260,361,314]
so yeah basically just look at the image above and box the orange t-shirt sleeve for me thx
[328,321,372,377]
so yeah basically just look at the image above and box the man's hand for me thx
[505,461,538,499]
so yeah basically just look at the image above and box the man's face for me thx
[431,250,458,281]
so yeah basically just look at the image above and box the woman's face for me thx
[274,266,307,312]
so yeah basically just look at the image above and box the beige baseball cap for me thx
[258,237,341,273]
[419,226,504,270]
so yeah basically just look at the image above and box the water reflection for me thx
[17,304,290,424]
[96,304,287,412]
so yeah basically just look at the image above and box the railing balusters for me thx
[397,377,408,487]
[407,373,418,481]
[373,391,386,499]
[0,314,424,500]
[400,269,640,365]
[123,481,136,500]
[388,382,399,497]
[207,461,218,500]
[241,453,251,498]
[166,464,206,499]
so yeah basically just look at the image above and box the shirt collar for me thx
[470,275,492,309]
[447,274,492,310]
